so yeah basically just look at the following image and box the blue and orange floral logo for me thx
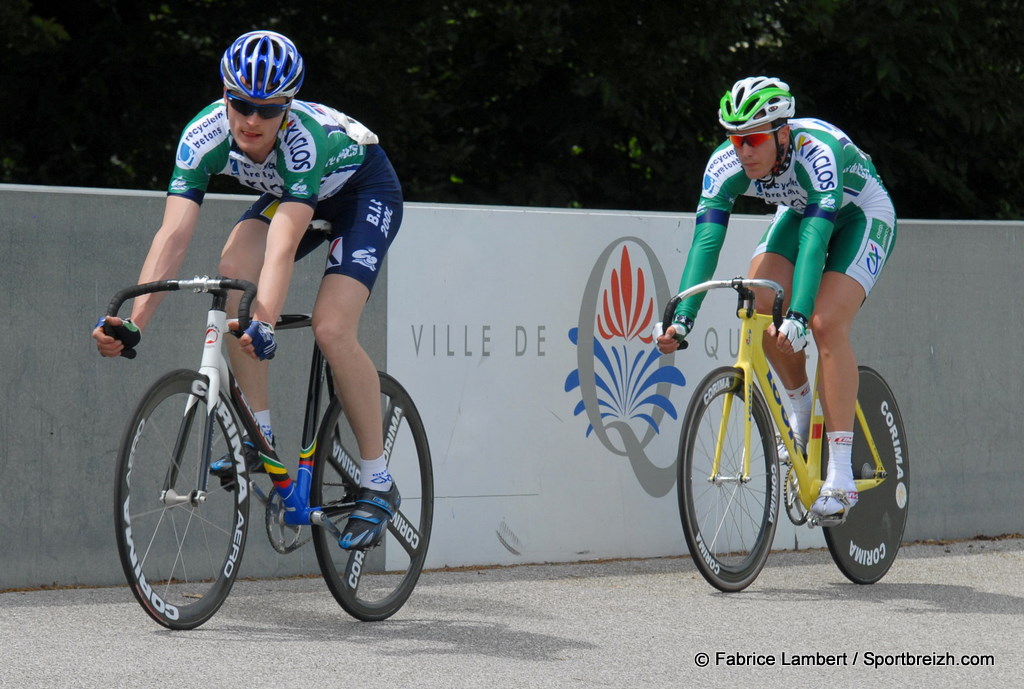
[565,238,686,497]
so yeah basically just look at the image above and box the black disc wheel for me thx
[823,366,909,584]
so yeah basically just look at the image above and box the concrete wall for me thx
[1,183,1020,588]
[0,185,386,588]
[849,219,1024,540]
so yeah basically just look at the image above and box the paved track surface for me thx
[2,538,1022,688]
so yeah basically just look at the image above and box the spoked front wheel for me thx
[113,369,250,629]
[312,372,433,621]
[677,366,780,592]
[823,366,909,584]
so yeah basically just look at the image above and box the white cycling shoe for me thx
[810,487,859,527]
[776,434,806,463]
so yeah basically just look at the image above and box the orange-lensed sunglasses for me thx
[728,126,783,148]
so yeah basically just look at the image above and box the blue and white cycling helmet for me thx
[220,30,304,99]
[719,76,795,132]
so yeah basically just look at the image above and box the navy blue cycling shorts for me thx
[238,146,403,292]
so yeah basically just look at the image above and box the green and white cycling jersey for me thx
[676,117,897,321]
[168,98,378,206]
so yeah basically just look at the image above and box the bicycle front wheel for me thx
[113,369,250,630]
[312,372,433,621]
[824,366,909,584]
[678,367,780,592]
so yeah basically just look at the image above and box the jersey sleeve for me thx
[167,102,230,205]
[788,130,846,317]
[788,213,833,316]
[675,146,749,321]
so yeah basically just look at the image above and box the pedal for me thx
[810,511,849,528]
[809,488,856,527]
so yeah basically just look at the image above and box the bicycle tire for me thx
[113,369,250,629]
[823,366,909,584]
[677,367,780,592]
[312,372,433,621]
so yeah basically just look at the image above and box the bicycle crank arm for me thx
[249,480,270,506]
[310,509,343,540]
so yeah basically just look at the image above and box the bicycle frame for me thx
[109,272,434,627]
[224,320,334,527]
[106,276,346,537]
[664,278,888,512]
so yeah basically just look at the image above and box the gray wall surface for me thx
[1,184,1021,589]
[851,219,1023,542]
[1,185,386,588]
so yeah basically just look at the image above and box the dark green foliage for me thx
[2,0,1021,218]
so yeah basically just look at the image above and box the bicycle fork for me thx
[161,307,237,508]
[707,353,760,486]
[708,388,752,485]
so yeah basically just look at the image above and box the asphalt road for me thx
[2,538,1022,688]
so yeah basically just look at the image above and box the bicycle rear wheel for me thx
[113,369,250,629]
[678,367,780,592]
[312,372,433,621]
[824,366,909,584]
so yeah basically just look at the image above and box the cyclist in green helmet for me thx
[655,76,898,525]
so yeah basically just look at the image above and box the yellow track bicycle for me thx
[662,278,909,592]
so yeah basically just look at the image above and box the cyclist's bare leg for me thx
[749,253,864,434]
[806,271,865,518]
[312,273,385,462]
[809,271,864,435]
[219,219,270,413]
[316,274,399,550]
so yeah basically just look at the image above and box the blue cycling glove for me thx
[244,320,277,360]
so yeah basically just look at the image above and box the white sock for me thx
[361,454,393,491]
[254,410,274,447]
[824,431,855,490]
[813,431,858,515]
[785,381,812,447]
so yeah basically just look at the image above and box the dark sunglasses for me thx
[226,92,291,119]
[728,126,783,148]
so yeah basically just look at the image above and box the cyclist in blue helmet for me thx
[220,30,305,100]
[93,30,403,550]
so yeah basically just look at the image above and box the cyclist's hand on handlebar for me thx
[653,314,694,354]
[771,311,809,353]
[93,316,141,358]
[231,319,277,361]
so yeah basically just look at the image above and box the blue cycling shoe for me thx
[339,483,401,550]
[210,440,265,489]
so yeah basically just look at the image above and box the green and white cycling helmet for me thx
[718,77,795,132]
